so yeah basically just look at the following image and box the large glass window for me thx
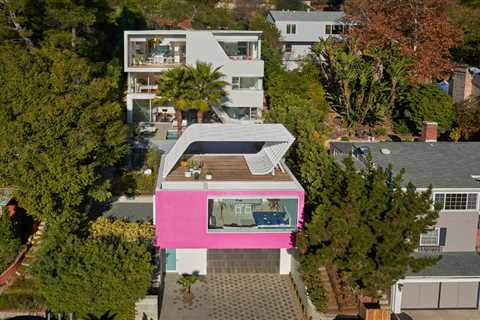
[232,77,262,90]
[419,229,440,246]
[218,41,258,60]
[434,193,478,210]
[286,24,297,34]
[208,197,298,231]
[325,24,344,35]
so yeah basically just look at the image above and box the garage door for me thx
[402,283,440,309]
[439,283,479,308]
[402,282,479,309]
[207,249,280,273]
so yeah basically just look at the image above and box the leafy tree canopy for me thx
[297,158,439,298]
[0,45,126,223]
[33,235,153,319]
[345,0,463,83]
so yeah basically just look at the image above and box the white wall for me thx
[176,249,207,275]
[275,21,335,42]
[125,30,265,118]
[279,248,292,274]
[226,90,264,108]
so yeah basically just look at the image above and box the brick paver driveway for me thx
[159,274,304,320]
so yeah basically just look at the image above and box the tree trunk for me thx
[176,109,183,138]
[3,0,34,47]
[196,110,203,123]
[71,26,76,49]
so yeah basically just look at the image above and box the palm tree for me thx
[155,67,193,137]
[188,62,227,123]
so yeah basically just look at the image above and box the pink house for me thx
[155,124,304,274]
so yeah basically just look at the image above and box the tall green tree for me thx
[0,46,126,223]
[450,0,480,66]
[188,62,227,123]
[297,158,439,298]
[311,38,410,131]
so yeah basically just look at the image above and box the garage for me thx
[393,253,480,313]
[207,249,280,273]
[402,282,479,309]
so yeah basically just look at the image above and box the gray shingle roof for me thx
[268,10,345,22]
[407,252,480,277]
[331,142,480,189]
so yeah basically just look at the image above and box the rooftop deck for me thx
[165,155,292,182]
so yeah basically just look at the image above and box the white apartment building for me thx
[124,30,264,124]
[267,10,345,70]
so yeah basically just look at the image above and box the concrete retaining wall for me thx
[135,295,158,320]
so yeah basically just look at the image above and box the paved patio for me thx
[394,310,480,320]
[159,274,305,320]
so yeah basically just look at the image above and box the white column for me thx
[152,194,156,225]
[279,248,291,274]
[391,282,403,314]
[126,95,134,123]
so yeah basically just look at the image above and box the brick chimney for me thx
[422,121,438,142]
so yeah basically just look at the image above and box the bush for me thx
[0,210,21,272]
[89,217,155,244]
[301,264,328,312]
[0,277,45,311]
[33,236,154,320]
[396,85,455,135]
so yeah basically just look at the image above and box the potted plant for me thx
[177,274,198,296]
[184,170,192,178]
[180,157,189,168]
[205,170,213,180]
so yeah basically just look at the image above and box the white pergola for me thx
[162,124,295,178]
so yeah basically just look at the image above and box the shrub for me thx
[89,217,155,244]
[0,209,21,272]
[301,264,328,312]
[0,277,45,311]
[33,236,153,320]
[396,85,455,135]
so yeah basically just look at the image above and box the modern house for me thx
[267,10,345,70]
[154,124,304,274]
[331,122,480,313]
[124,30,264,124]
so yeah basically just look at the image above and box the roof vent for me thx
[380,148,391,155]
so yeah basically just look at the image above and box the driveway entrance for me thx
[159,273,304,320]
[395,310,480,320]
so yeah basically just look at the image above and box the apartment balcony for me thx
[218,41,260,61]
[127,35,186,71]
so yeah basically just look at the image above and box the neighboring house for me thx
[124,30,264,124]
[154,124,304,275]
[451,67,480,105]
[331,122,480,313]
[267,10,345,70]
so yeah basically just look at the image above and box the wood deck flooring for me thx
[165,155,292,182]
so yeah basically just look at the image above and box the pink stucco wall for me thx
[155,190,304,249]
